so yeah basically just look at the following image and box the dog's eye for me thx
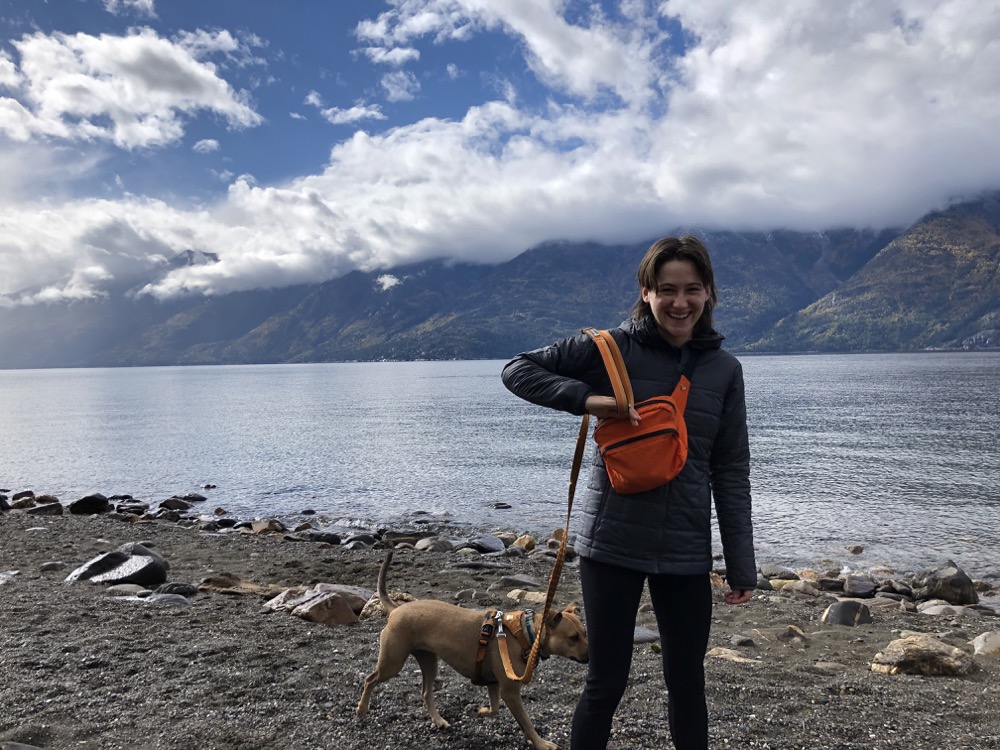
[570,635,580,642]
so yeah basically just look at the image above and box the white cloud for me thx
[376,274,401,291]
[104,0,157,18]
[0,28,263,149]
[193,138,220,153]
[359,46,421,66]
[356,0,663,106]
[289,111,306,120]
[321,104,387,125]
[381,70,420,102]
[2,0,1000,303]
[305,91,385,125]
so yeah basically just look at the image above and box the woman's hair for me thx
[630,235,718,332]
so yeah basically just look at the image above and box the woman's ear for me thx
[641,287,651,303]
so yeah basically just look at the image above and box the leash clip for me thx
[494,609,507,638]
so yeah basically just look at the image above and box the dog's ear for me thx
[547,611,564,626]
[562,602,579,615]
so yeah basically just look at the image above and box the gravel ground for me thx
[2,511,1000,750]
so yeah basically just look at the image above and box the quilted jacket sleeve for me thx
[501,334,601,416]
[709,360,757,590]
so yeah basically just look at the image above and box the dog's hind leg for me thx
[356,635,409,717]
[476,683,501,717]
[412,649,450,729]
[500,683,557,750]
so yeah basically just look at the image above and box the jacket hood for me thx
[618,315,724,352]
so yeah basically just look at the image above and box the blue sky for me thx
[1,0,999,303]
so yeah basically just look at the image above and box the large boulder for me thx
[821,600,873,626]
[912,560,979,605]
[69,493,112,515]
[871,635,975,676]
[65,550,168,587]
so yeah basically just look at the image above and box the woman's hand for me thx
[723,589,753,605]
[585,395,641,426]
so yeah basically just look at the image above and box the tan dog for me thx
[356,549,588,750]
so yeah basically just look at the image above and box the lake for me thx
[1,353,998,578]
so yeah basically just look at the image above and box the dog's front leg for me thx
[476,683,501,717]
[499,684,558,750]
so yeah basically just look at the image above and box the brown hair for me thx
[630,235,718,332]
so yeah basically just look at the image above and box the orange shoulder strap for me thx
[582,328,633,418]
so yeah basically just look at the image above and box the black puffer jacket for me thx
[501,316,757,590]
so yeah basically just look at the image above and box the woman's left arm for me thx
[710,361,757,594]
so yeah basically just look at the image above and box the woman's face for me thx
[641,259,711,347]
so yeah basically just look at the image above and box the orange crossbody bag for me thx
[582,328,699,494]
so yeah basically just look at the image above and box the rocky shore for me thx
[2,489,1000,750]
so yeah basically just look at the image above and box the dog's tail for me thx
[377,548,397,613]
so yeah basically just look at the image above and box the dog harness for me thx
[472,609,541,685]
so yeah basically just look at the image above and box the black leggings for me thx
[570,557,712,750]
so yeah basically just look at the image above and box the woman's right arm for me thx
[501,335,597,416]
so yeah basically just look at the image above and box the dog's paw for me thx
[533,740,558,750]
[431,717,451,730]
[476,706,497,717]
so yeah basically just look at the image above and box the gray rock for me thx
[159,497,193,511]
[118,542,170,572]
[460,535,507,554]
[498,574,544,590]
[66,551,168,587]
[155,582,199,597]
[415,536,454,552]
[90,555,167,587]
[843,575,877,598]
[68,493,112,515]
[0,494,10,512]
[913,560,979,605]
[633,627,660,644]
[105,584,150,597]
[871,634,976,676]
[342,533,379,546]
[760,564,798,580]
[65,552,131,583]
[821,600,873,626]
[25,503,63,516]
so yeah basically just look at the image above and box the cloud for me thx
[193,138,220,153]
[376,274,401,291]
[2,0,1000,304]
[359,46,421,66]
[304,91,386,125]
[0,28,263,149]
[381,70,420,102]
[104,0,157,18]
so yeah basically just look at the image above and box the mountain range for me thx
[1,191,998,369]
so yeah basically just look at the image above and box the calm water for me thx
[1,354,998,577]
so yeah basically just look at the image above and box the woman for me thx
[501,235,756,750]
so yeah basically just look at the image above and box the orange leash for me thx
[500,411,590,683]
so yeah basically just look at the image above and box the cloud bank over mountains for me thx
[1,0,998,304]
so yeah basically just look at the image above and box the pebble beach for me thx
[2,497,1000,750]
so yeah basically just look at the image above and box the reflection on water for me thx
[1,353,998,577]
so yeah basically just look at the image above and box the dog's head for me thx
[540,603,589,664]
